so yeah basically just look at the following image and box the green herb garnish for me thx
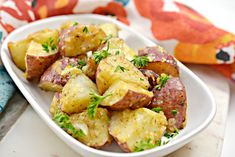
[164,130,179,139]
[77,60,87,69]
[115,50,120,55]
[131,56,149,68]
[115,65,127,72]
[73,21,78,26]
[152,107,162,113]
[171,109,178,116]
[155,73,169,90]
[134,138,161,152]
[87,93,111,118]
[83,26,89,33]
[93,42,110,64]
[53,110,85,138]
[102,34,112,43]
[139,78,144,81]
[41,37,57,53]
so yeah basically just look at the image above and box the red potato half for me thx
[109,108,167,152]
[101,80,153,110]
[39,57,83,92]
[25,41,60,81]
[138,46,179,77]
[149,77,187,130]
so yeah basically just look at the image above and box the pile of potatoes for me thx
[8,22,187,152]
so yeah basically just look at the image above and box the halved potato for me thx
[59,24,106,57]
[109,108,167,152]
[39,57,83,92]
[98,38,137,61]
[138,46,179,77]
[8,38,31,71]
[60,74,99,114]
[99,23,119,37]
[101,80,153,110]
[96,55,149,94]
[70,108,112,148]
[25,41,60,80]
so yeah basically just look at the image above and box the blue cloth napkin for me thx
[0,65,16,113]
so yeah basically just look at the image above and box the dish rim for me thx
[0,14,216,157]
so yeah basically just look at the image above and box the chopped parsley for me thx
[102,34,112,43]
[77,59,87,69]
[164,130,179,139]
[155,73,169,90]
[134,138,161,152]
[93,42,110,64]
[41,37,57,53]
[53,110,85,138]
[73,21,78,26]
[171,109,178,116]
[87,93,111,118]
[115,65,127,72]
[139,78,144,81]
[83,26,89,33]
[152,107,162,113]
[131,56,149,68]
[115,50,120,55]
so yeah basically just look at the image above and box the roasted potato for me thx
[99,23,119,37]
[101,80,153,110]
[8,38,31,71]
[39,57,83,92]
[28,29,59,45]
[25,41,60,80]
[138,46,179,77]
[98,38,137,61]
[140,69,159,90]
[60,74,99,114]
[96,55,149,94]
[59,24,106,57]
[109,108,167,152]
[70,108,112,148]
[49,92,61,116]
[149,77,187,130]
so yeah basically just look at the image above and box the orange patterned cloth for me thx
[0,0,234,81]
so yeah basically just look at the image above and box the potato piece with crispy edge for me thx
[96,55,149,94]
[70,108,112,148]
[98,38,137,61]
[39,57,84,92]
[59,24,106,57]
[25,41,60,80]
[109,108,167,152]
[60,74,99,114]
[101,80,153,110]
[8,39,31,71]
[99,23,119,37]
[138,46,179,77]
[149,77,187,130]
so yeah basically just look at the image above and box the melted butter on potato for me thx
[109,108,167,152]
[70,108,112,148]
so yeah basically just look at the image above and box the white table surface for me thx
[0,0,235,156]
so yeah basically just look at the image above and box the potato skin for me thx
[60,74,98,114]
[39,57,82,92]
[25,41,60,81]
[70,108,112,148]
[59,24,106,57]
[96,56,150,94]
[101,80,153,110]
[109,108,167,152]
[149,77,187,130]
[138,46,179,77]
[140,69,159,90]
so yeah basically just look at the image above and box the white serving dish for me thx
[1,14,216,157]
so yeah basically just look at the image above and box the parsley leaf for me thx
[115,65,127,72]
[155,73,169,90]
[102,34,112,43]
[115,50,120,55]
[53,110,85,138]
[152,107,162,113]
[87,93,111,118]
[41,37,57,53]
[164,130,179,139]
[131,56,149,68]
[83,26,89,33]
[73,21,78,26]
[134,138,161,152]
[171,109,178,116]
[93,42,110,64]
[139,78,144,81]
[77,60,87,69]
